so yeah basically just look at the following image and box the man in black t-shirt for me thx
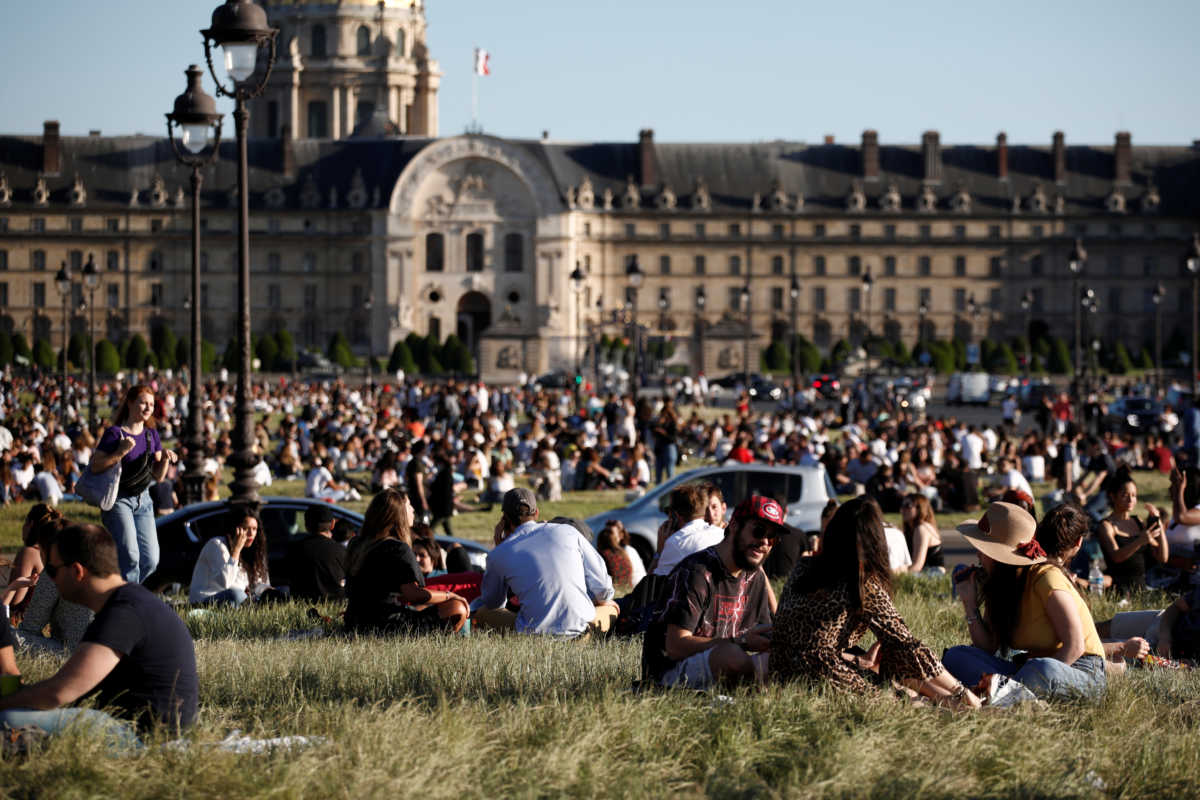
[0,524,198,744]
[642,496,783,689]
[287,505,347,601]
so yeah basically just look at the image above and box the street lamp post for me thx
[167,64,223,506]
[625,255,644,405]
[789,275,799,408]
[200,0,278,506]
[861,268,873,407]
[82,254,99,430]
[740,283,751,393]
[1186,234,1200,399]
[570,262,585,405]
[364,292,374,392]
[1068,238,1087,390]
[593,298,603,389]
[657,291,669,395]
[695,286,706,381]
[54,264,72,428]
[1020,290,1033,378]
[1153,282,1165,395]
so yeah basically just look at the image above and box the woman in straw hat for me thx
[944,502,1107,700]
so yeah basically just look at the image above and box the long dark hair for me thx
[811,495,892,608]
[226,507,268,587]
[980,563,1030,653]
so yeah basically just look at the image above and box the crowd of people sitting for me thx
[4,366,1200,747]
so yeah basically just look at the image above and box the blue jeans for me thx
[101,489,159,584]
[0,708,140,751]
[942,645,1106,701]
[655,444,677,485]
[198,587,248,607]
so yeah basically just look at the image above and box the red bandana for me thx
[1015,539,1046,560]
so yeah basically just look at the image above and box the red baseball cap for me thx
[729,495,789,535]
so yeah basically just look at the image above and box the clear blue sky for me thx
[2,0,1196,145]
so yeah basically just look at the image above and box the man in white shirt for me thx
[960,425,985,471]
[472,488,617,638]
[652,483,727,577]
[991,456,1034,500]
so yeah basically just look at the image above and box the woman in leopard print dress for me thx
[771,497,978,708]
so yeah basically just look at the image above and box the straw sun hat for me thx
[956,502,1046,566]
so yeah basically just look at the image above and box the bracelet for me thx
[965,614,981,626]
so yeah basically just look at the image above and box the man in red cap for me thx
[641,495,785,689]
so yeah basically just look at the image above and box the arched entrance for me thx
[457,291,491,365]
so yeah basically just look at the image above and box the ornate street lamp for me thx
[570,261,586,399]
[200,0,278,505]
[364,292,374,391]
[740,283,751,393]
[861,268,873,405]
[789,274,800,407]
[695,286,706,378]
[1020,289,1033,378]
[1152,281,1165,394]
[54,264,72,428]
[1068,238,1087,385]
[82,254,99,430]
[1080,288,1097,385]
[625,255,644,404]
[657,290,670,393]
[167,64,223,506]
[1185,234,1200,399]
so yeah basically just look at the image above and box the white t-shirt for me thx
[306,465,335,497]
[995,468,1033,499]
[884,525,912,572]
[654,518,726,577]
[961,433,984,470]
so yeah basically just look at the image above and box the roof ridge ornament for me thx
[33,177,49,207]
[951,183,971,214]
[846,182,866,213]
[1027,182,1047,213]
[691,177,710,212]
[1105,185,1126,214]
[918,182,938,213]
[70,173,87,207]
[1142,183,1160,214]
[151,174,169,208]
[880,182,901,212]
[655,182,677,210]
[622,175,640,209]
[577,177,594,211]
[0,173,11,206]
[768,178,788,212]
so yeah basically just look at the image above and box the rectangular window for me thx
[729,255,741,275]
[106,218,119,232]
[1108,255,1122,276]
[0,218,7,232]
[658,288,671,310]
[268,284,281,308]
[919,224,931,240]
[694,255,706,275]
[728,287,742,311]
[504,233,523,272]
[624,223,636,238]
[147,252,161,272]
[150,283,163,307]
[849,224,861,240]
[1030,254,1043,276]
[954,224,966,240]
[0,250,6,271]
[32,218,45,233]
[1108,287,1121,314]
[990,256,1003,277]
[988,225,1002,239]
[200,285,208,309]
[771,287,784,310]
[954,289,966,312]
[918,256,931,276]
[304,285,317,310]
[1031,225,1044,238]
[772,224,785,239]
[883,255,896,277]
[268,253,281,273]
[813,223,825,238]
[954,256,966,277]
[107,250,120,271]
[0,283,6,307]
[151,219,163,233]
[32,250,46,270]
[583,222,592,237]
[659,255,670,275]
[659,223,670,239]
[70,218,82,233]
[989,288,1001,309]
[812,287,826,311]
[883,287,896,312]
[1144,255,1157,276]
[918,287,931,309]
[847,288,861,312]
[33,282,46,308]
[303,252,317,273]
[848,255,861,276]
[694,223,705,238]
[107,284,119,308]
[771,255,784,275]
[69,250,83,270]
[728,223,741,237]
[814,255,826,276]
[307,101,328,138]
[884,224,896,240]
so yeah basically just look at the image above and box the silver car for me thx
[583,464,835,565]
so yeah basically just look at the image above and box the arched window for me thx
[311,25,326,58]
[425,233,444,272]
[504,233,523,272]
[357,25,371,56]
[466,232,484,272]
[396,28,406,57]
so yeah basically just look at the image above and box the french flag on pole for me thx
[474,47,490,76]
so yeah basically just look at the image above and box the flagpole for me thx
[472,69,479,132]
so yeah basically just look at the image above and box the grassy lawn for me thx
[1,470,1194,797]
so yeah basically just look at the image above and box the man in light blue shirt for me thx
[471,488,617,638]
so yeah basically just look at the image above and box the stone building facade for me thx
[0,0,1197,381]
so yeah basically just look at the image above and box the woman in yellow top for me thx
[944,502,1106,700]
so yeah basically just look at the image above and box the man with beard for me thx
[641,496,784,689]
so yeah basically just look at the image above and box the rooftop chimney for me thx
[1114,131,1132,185]
[281,125,295,177]
[996,132,1008,180]
[861,130,880,181]
[43,121,61,175]
[1052,131,1066,184]
[922,130,941,183]
[638,128,658,188]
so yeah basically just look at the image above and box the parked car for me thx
[809,373,841,399]
[1103,396,1164,435]
[1018,379,1056,411]
[583,464,835,566]
[945,372,991,405]
[147,497,490,593]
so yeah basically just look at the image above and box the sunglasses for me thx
[747,523,780,543]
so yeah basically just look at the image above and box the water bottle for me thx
[1088,560,1104,595]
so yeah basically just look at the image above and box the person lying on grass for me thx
[0,523,198,747]
[345,488,468,635]
[641,496,783,690]
[771,496,980,709]
[944,502,1107,701]
[470,488,617,638]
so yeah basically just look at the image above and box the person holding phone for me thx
[1096,469,1168,595]
[188,508,270,606]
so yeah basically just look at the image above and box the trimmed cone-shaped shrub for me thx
[124,334,150,370]
[388,340,418,374]
[0,331,13,368]
[275,329,296,371]
[34,338,56,370]
[96,339,121,375]
[1047,338,1073,375]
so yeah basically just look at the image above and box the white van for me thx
[946,372,990,405]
